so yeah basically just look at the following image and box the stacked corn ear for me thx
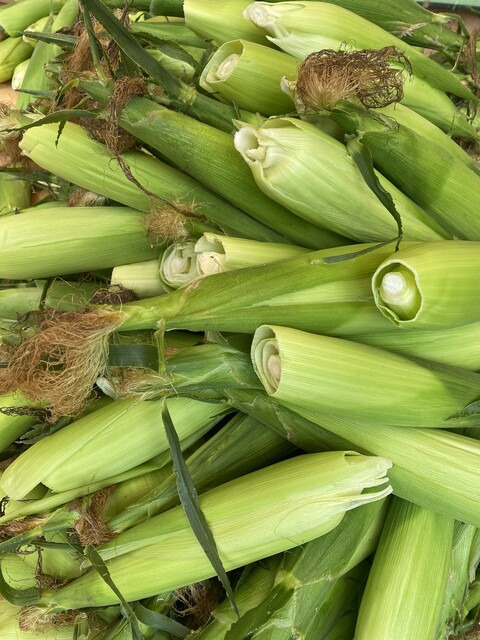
[0,0,479,636]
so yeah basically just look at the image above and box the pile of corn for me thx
[0,0,480,638]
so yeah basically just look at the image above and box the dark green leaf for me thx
[448,399,480,420]
[79,0,182,97]
[83,546,144,640]
[161,398,239,617]
[108,344,159,369]
[347,135,403,246]
[21,31,77,48]
[3,109,98,135]
[134,603,189,639]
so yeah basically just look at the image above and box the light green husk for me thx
[355,498,454,640]
[18,121,283,243]
[38,452,391,610]
[1,397,226,499]
[0,207,159,280]
[146,46,200,82]
[243,2,476,101]
[200,39,297,115]
[372,241,480,329]
[0,0,65,37]
[258,397,480,527]
[195,232,308,276]
[111,260,167,298]
[159,241,199,289]
[377,103,480,171]
[184,0,269,44]
[266,0,463,50]
[0,173,30,215]
[129,21,206,48]
[350,321,480,372]
[216,499,387,640]
[234,117,448,242]
[330,102,480,240]
[107,412,294,533]
[118,97,345,249]
[251,324,480,428]
[0,37,33,83]
[0,600,75,639]
[437,523,480,640]
[16,0,78,111]
[104,242,400,334]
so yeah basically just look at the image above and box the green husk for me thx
[251,324,480,428]
[107,412,294,533]
[0,37,33,83]
[16,0,78,111]
[195,232,308,276]
[184,0,269,45]
[118,97,345,249]
[372,241,480,329]
[221,498,387,640]
[19,121,284,244]
[11,58,30,90]
[265,397,480,528]
[0,173,30,215]
[1,397,226,499]
[234,117,448,242]
[130,21,206,47]
[330,102,480,240]
[111,260,167,299]
[22,16,52,47]
[200,39,297,115]
[265,0,463,50]
[377,103,480,171]
[103,242,400,334]
[244,2,476,101]
[437,524,480,640]
[0,0,65,37]
[350,321,480,372]
[0,207,160,280]
[355,498,454,640]
[37,452,391,610]
[0,600,75,639]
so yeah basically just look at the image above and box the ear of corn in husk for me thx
[372,241,480,329]
[234,117,448,242]
[0,397,227,499]
[243,2,476,101]
[108,412,294,533]
[0,600,76,639]
[200,39,297,115]
[34,452,391,610]
[11,58,30,90]
[195,232,308,276]
[269,0,464,50]
[96,242,399,334]
[18,120,283,244]
[330,102,480,240]
[0,0,65,37]
[117,97,346,249]
[16,0,79,111]
[0,37,33,83]
[184,0,269,44]
[355,498,454,640]
[0,207,160,280]
[251,324,480,428]
[0,173,30,214]
[111,260,167,299]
